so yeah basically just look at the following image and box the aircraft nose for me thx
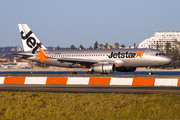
[164,56,172,65]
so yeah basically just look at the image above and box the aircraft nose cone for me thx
[164,56,172,65]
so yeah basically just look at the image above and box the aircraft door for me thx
[145,50,150,55]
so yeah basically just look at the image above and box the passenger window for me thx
[156,53,158,56]
[159,53,162,55]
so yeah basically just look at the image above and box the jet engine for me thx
[116,67,136,72]
[92,64,115,73]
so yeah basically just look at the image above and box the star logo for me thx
[36,47,50,63]
[135,50,144,58]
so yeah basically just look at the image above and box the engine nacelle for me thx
[116,67,136,72]
[92,64,115,73]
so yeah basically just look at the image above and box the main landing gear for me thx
[148,66,153,75]
[87,71,94,74]
[87,69,94,74]
[71,71,77,74]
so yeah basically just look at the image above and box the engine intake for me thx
[92,64,115,73]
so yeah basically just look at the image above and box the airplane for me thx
[13,24,172,74]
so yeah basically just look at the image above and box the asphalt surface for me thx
[0,84,180,94]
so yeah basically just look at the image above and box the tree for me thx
[134,43,136,48]
[129,46,131,48]
[175,47,180,60]
[56,45,60,50]
[89,46,92,49]
[70,44,76,49]
[156,42,159,50]
[164,42,171,56]
[79,45,84,49]
[171,48,176,61]
[120,44,125,48]
[171,46,179,61]
[114,42,119,48]
[174,39,180,52]
[110,45,113,49]
[99,44,104,49]
[94,41,99,49]
[104,43,109,49]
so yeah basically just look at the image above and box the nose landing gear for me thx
[148,66,153,75]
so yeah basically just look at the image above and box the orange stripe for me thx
[89,77,111,85]
[132,78,155,86]
[4,77,25,84]
[178,79,180,86]
[46,77,68,84]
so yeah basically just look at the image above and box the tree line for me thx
[56,41,138,50]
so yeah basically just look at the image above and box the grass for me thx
[0,92,180,119]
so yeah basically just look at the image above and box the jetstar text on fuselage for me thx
[108,52,136,58]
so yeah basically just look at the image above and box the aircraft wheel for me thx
[149,71,153,75]
[71,71,77,74]
[101,73,108,74]
[87,71,94,74]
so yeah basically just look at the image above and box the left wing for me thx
[47,57,123,66]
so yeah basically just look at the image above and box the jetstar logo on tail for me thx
[108,50,144,58]
[36,47,50,63]
[21,31,42,54]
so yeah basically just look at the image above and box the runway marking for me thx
[25,77,47,84]
[178,79,180,86]
[67,77,89,85]
[132,78,155,86]
[155,78,178,86]
[0,77,180,87]
[110,78,133,85]
[89,77,111,85]
[0,77,5,84]
[4,77,25,84]
[46,77,68,84]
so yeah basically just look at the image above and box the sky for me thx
[0,0,180,48]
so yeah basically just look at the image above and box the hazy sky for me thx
[1,0,180,48]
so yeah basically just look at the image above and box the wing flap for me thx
[47,57,122,66]
[47,57,98,64]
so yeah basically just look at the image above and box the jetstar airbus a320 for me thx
[13,24,172,74]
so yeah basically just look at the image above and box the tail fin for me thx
[18,24,47,54]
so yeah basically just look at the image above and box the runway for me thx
[1,71,180,75]
[0,84,180,94]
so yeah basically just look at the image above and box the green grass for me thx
[0,92,180,119]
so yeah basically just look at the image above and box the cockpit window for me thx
[156,53,166,56]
